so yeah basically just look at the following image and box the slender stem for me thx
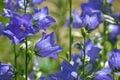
[83,37,86,80]
[25,38,28,80]
[103,20,107,63]
[14,44,17,80]
[69,0,72,61]
[24,0,28,80]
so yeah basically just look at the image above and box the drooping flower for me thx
[2,12,34,44]
[49,60,78,80]
[35,32,62,59]
[108,49,120,71]
[33,7,56,32]
[64,10,82,28]
[94,68,114,80]
[80,39,101,63]
[0,62,14,79]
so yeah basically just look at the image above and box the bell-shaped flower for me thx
[108,49,120,71]
[49,60,78,80]
[2,12,34,44]
[35,32,62,59]
[94,68,114,80]
[0,62,14,79]
[80,39,101,63]
[33,7,56,32]
[4,0,20,11]
[80,4,103,31]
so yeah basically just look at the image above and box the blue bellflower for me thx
[108,49,120,71]
[108,24,120,43]
[4,0,20,11]
[80,39,101,63]
[2,12,34,44]
[81,4,103,31]
[65,10,82,28]
[94,68,114,80]
[35,32,62,59]
[33,7,56,32]
[88,0,113,14]
[49,60,78,80]
[0,62,14,80]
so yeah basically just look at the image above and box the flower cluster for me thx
[0,0,120,80]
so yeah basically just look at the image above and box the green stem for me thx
[14,44,17,80]
[25,38,28,80]
[83,37,86,80]
[69,0,72,61]
[24,0,28,80]
[103,20,107,63]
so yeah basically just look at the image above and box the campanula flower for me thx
[0,62,14,79]
[65,10,82,28]
[94,68,114,80]
[33,7,56,32]
[80,39,101,63]
[2,12,34,44]
[88,0,113,14]
[4,0,20,11]
[35,32,62,59]
[108,49,120,71]
[108,24,120,43]
[49,60,78,80]
[81,4,103,31]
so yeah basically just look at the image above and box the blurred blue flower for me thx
[4,0,20,11]
[94,68,114,80]
[2,12,34,44]
[80,39,101,63]
[35,32,62,59]
[49,60,78,80]
[108,49,120,71]
[65,10,82,28]
[0,22,5,35]
[112,13,120,22]
[0,62,14,80]
[72,54,82,68]
[108,24,120,43]
[31,0,46,5]
[29,72,35,80]
[33,7,56,32]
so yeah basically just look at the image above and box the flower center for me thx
[20,25,26,31]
